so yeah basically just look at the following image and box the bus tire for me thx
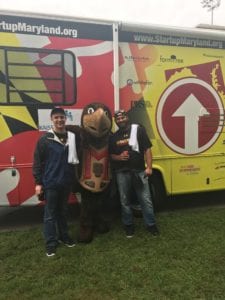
[149,170,166,211]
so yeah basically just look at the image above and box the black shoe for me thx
[125,224,134,238]
[46,246,56,257]
[58,237,76,247]
[147,224,160,236]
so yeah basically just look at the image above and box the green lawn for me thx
[1,206,225,300]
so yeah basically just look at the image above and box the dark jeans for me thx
[116,171,156,227]
[43,187,71,248]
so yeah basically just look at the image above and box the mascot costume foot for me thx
[67,103,112,243]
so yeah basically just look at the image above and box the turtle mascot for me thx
[67,102,112,243]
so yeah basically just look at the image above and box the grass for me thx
[1,205,225,300]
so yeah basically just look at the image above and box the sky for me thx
[0,0,225,29]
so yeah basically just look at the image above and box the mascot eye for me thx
[87,107,95,114]
[104,110,108,116]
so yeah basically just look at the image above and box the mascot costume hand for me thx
[67,103,112,243]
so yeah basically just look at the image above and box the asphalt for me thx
[0,206,43,231]
[0,191,225,231]
[0,205,80,231]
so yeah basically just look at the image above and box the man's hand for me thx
[35,184,43,196]
[35,185,45,201]
[120,151,129,161]
[144,167,152,177]
[111,151,129,161]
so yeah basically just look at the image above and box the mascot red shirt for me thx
[79,147,110,192]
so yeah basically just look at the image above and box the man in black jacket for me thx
[33,107,79,257]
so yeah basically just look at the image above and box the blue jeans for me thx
[44,187,70,248]
[116,171,156,227]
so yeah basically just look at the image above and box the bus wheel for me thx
[149,170,166,211]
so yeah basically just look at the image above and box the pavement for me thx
[0,206,44,231]
[0,205,80,231]
[0,191,225,231]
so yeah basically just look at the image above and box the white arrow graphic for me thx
[0,169,20,205]
[172,94,209,153]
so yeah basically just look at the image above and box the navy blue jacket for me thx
[33,130,76,189]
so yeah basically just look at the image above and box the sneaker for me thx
[147,224,160,236]
[46,246,56,257]
[58,237,76,247]
[125,225,134,238]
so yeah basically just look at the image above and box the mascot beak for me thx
[83,108,111,137]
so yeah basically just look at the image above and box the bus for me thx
[1,11,225,208]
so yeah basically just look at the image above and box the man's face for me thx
[51,113,66,131]
[115,114,129,129]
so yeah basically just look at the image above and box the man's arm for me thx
[144,148,153,176]
[32,137,46,195]
[110,152,129,161]
[109,135,130,161]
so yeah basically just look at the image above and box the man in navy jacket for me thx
[33,107,79,257]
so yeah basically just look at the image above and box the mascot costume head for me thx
[67,102,112,243]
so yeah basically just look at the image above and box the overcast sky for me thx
[0,0,224,28]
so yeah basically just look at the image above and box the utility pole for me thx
[201,0,221,25]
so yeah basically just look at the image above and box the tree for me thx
[201,0,221,25]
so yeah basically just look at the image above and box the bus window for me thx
[0,47,76,106]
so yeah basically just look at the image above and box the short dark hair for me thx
[50,107,66,117]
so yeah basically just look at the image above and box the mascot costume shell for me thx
[67,102,112,243]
